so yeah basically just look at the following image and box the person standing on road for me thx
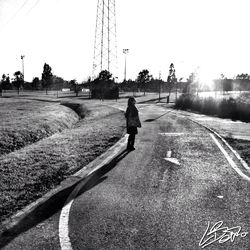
[125,97,141,150]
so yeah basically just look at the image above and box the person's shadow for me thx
[0,149,129,248]
[144,110,173,122]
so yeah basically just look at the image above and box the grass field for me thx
[0,90,90,99]
[0,98,80,156]
[0,99,126,223]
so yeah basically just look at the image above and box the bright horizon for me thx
[0,0,250,84]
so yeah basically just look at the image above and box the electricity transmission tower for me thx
[92,0,118,80]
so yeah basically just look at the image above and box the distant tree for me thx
[213,74,227,94]
[0,74,4,96]
[183,72,195,94]
[91,70,119,100]
[3,74,11,90]
[96,70,113,82]
[167,63,177,101]
[83,77,92,98]
[51,75,66,90]
[70,79,80,96]
[31,77,40,90]
[0,74,8,96]
[222,79,233,93]
[136,69,152,96]
[220,74,226,94]
[42,63,53,94]
[236,73,250,80]
[12,71,23,94]
[235,73,250,92]
[187,72,195,83]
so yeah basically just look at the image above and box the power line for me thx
[0,0,30,31]
[24,0,40,17]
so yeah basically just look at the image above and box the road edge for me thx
[0,134,128,236]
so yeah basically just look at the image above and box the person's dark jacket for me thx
[125,105,141,128]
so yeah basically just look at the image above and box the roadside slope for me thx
[0,103,126,224]
[0,98,80,156]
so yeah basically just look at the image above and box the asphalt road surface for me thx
[2,103,249,250]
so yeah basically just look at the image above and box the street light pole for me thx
[123,49,129,81]
[21,55,25,82]
[158,71,161,102]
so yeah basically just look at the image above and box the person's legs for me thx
[130,134,135,148]
[127,134,132,149]
[127,133,135,150]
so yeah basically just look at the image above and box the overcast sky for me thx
[0,0,250,84]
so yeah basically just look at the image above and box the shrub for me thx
[236,100,250,122]
[175,94,194,110]
[202,97,219,116]
[192,97,203,112]
[218,98,238,120]
[91,80,119,99]
[175,94,250,123]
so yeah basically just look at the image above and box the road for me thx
[2,101,249,250]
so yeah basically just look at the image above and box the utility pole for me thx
[21,55,25,83]
[158,71,161,102]
[123,49,129,81]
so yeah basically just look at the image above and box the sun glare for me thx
[196,68,215,91]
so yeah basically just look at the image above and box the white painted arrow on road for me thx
[164,150,180,165]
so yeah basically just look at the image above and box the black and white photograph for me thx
[0,0,249,249]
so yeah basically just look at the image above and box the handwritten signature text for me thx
[199,221,248,248]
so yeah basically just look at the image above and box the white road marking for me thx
[217,196,224,199]
[167,150,172,158]
[59,200,74,250]
[210,133,250,182]
[58,135,128,250]
[164,150,180,165]
[172,111,250,172]
[159,132,185,136]
[164,157,180,165]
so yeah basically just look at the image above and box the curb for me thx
[189,116,250,172]
[172,110,250,175]
[0,134,128,237]
[0,100,152,239]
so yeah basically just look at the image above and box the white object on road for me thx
[167,150,172,158]
[164,157,180,165]
[164,151,180,165]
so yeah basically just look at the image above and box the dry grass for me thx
[0,102,125,223]
[225,138,250,166]
[0,99,80,156]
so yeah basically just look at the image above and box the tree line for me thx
[0,63,83,96]
[1,62,250,98]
